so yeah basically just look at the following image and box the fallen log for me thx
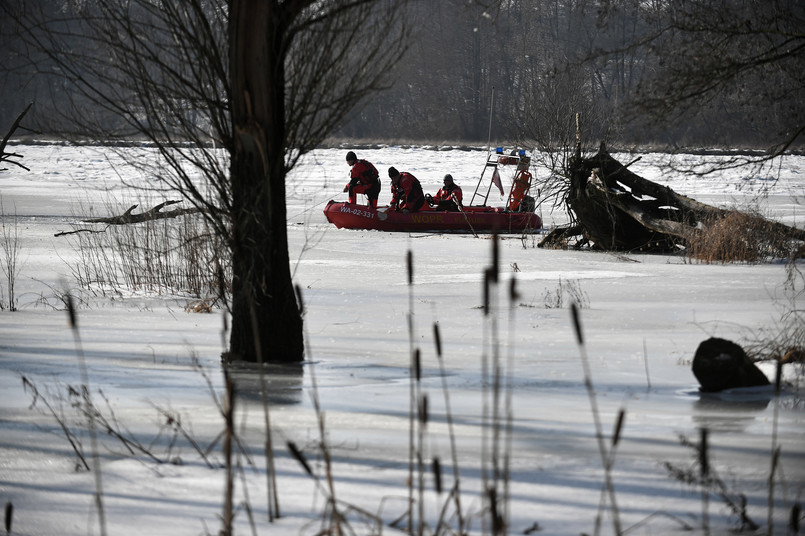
[54,200,202,237]
[83,200,201,225]
[540,143,805,258]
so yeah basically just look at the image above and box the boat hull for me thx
[323,201,541,233]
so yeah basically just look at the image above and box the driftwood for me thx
[82,200,200,224]
[540,143,805,254]
[55,200,202,237]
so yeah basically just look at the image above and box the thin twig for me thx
[21,377,90,471]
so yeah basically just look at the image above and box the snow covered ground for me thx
[1,144,803,535]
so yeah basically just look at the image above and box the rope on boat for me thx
[453,193,479,238]
[286,196,333,223]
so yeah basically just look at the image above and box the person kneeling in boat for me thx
[426,174,463,211]
[344,151,381,208]
[388,167,425,213]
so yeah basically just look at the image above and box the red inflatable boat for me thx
[324,148,542,234]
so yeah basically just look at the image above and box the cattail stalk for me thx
[768,359,783,536]
[4,501,12,536]
[406,249,416,533]
[432,322,465,531]
[642,339,651,389]
[571,302,621,536]
[66,293,107,536]
[700,427,710,536]
[594,408,626,536]
[789,503,800,535]
[222,370,235,536]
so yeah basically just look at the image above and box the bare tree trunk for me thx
[228,0,303,363]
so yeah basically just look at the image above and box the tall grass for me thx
[685,210,795,264]
[0,197,22,311]
[738,241,804,384]
[542,277,588,309]
[65,197,229,300]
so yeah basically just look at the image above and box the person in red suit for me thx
[388,167,425,213]
[427,174,463,211]
[344,151,381,208]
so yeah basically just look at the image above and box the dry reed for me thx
[686,210,794,264]
[66,197,229,301]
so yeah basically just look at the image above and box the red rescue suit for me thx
[432,183,463,211]
[390,172,425,212]
[345,159,381,207]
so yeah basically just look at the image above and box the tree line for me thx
[3,0,803,153]
[345,0,804,153]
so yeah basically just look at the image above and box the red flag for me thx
[492,169,504,196]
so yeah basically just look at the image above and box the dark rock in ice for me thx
[692,337,770,393]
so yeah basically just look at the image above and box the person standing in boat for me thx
[426,174,463,211]
[388,167,425,213]
[344,151,381,208]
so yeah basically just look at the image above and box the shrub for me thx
[685,210,794,263]
[66,198,230,301]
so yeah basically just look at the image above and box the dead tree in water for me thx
[540,143,805,260]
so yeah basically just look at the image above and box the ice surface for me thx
[1,144,803,535]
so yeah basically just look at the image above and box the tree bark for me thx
[227,0,304,363]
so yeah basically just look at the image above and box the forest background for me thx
[3,0,802,151]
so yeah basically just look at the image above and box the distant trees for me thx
[3,1,802,152]
[607,0,805,155]
[339,0,630,145]
[339,0,493,141]
[340,0,804,152]
[4,0,409,363]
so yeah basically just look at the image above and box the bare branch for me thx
[1,104,33,171]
